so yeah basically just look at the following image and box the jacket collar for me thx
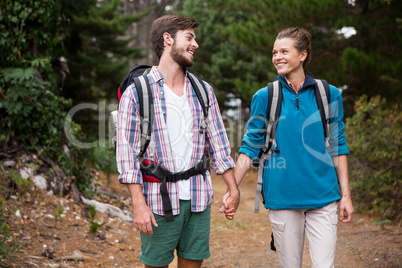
[279,73,316,90]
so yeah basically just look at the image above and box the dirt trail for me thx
[8,171,401,267]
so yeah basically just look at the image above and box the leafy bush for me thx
[345,95,401,221]
[0,1,68,152]
[0,65,70,153]
[0,1,96,194]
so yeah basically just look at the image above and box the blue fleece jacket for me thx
[239,74,349,210]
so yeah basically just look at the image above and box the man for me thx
[117,15,240,268]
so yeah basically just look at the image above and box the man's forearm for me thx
[126,183,147,207]
[221,168,239,194]
[221,168,240,219]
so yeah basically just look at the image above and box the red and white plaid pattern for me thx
[117,66,234,216]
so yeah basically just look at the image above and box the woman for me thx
[230,27,354,267]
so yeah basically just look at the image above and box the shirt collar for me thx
[285,77,304,93]
[150,66,163,83]
[150,66,190,84]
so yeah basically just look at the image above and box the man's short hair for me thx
[151,15,199,59]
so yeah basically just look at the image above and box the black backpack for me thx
[111,65,210,156]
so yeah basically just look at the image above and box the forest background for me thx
[0,0,401,265]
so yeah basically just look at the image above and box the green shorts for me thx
[140,200,211,267]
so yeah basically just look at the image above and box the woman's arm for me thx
[333,154,354,222]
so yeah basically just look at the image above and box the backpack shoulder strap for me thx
[133,73,154,159]
[187,72,210,134]
[266,79,283,151]
[260,79,282,155]
[126,70,207,159]
[255,78,282,213]
[313,79,331,153]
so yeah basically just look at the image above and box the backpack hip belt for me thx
[140,149,210,222]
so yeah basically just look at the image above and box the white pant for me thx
[269,202,338,268]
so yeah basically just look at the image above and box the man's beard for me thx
[170,43,194,68]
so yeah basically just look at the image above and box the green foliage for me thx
[182,0,346,107]
[54,205,63,227]
[0,199,23,267]
[182,0,274,109]
[338,1,402,114]
[56,142,94,195]
[0,0,70,153]
[61,0,150,135]
[7,171,32,189]
[88,145,117,185]
[346,95,401,220]
[0,0,98,196]
[373,219,392,230]
[0,64,70,153]
[0,0,63,66]
[182,0,401,117]
[88,205,102,233]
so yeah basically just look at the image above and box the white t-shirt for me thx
[164,82,194,200]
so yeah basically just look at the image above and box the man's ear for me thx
[163,32,173,46]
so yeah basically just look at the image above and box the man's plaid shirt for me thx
[117,66,234,216]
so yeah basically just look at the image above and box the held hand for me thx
[339,196,354,223]
[220,192,234,220]
[221,188,240,220]
[133,203,158,236]
[220,192,230,213]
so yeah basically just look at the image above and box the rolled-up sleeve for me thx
[116,85,143,184]
[329,85,349,156]
[204,83,235,175]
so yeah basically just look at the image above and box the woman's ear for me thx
[163,32,173,46]
[300,50,308,62]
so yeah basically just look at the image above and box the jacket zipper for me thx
[296,93,299,110]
